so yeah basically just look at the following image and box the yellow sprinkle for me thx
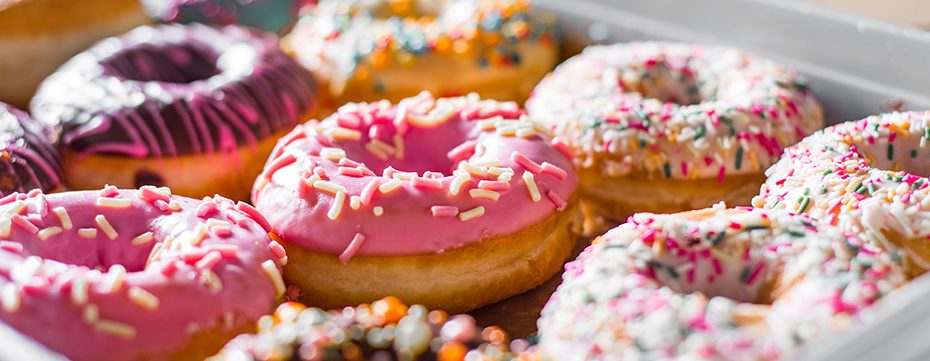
[131,232,155,246]
[53,207,72,230]
[187,224,208,246]
[83,304,98,323]
[449,173,470,195]
[78,228,98,239]
[349,196,361,210]
[652,236,665,256]
[167,201,182,212]
[261,260,286,297]
[1,283,21,313]
[533,121,554,137]
[36,226,62,241]
[371,139,396,156]
[522,172,542,202]
[0,217,10,238]
[3,200,26,216]
[496,125,517,136]
[378,179,402,194]
[477,119,496,130]
[460,162,487,177]
[313,180,348,194]
[304,174,321,188]
[202,269,223,293]
[127,287,159,311]
[327,191,346,220]
[71,276,89,305]
[320,147,346,161]
[105,265,126,292]
[96,197,132,208]
[331,127,362,141]
[373,206,384,216]
[364,142,390,161]
[393,134,405,159]
[145,243,165,267]
[469,189,501,201]
[95,215,118,240]
[515,127,536,139]
[95,319,137,339]
[458,206,486,222]
[391,171,416,180]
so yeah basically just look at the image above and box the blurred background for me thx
[813,0,930,28]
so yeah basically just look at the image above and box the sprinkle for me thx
[183,224,208,247]
[338,233,366,264]
[327,191,346,220]
[393,134,405,159]
[313,180,348,194]
[887,144,894,161]
[127,287,159,311]
[36,226,62,241]
[337,167,364,177]
[196,251,223,270]
[378,179,402,194]
[71,276,89,305]
[460,162,487,177]
[478,180,510,191]
[447,140,478,161]
[373,206,384,216]
[235,201,272,232]
[104,265,127,292]
[2,200,25,216]
[1,284,21,312]
[469,189,501,201]
[411,176,444,189]
[206,244,240,259]
[11,215,37,234]
[360,179,382,205]
[547,190,568,211]
[268,241,288,265]
[0,217,9,238]
[139,186,170,203]
[511,151,542,173]
[364,142,390,160]
[331,127,362,141]
[95,319,136,339]
[370,139,396,157]
[83,304,98,323]
[98,185,119,198]
[320,147,346,161]
[78,228,98,239]
[95,215,118,240]
[349,196,361,210]
[458,206,485,221]
[261,260,286,297]
[53,207,72,229]
[128,232,154,246]
[96,197,132,208]
[0,241,22,253]
[735,147,744,170]
[449,172,470,195]
[201,269,223,293]
[540,162,568,180]
[431,205,459,217]
[522,172,542,202]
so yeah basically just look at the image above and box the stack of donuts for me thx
[0,0,925,360]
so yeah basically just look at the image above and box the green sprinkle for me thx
[893,175,905,182]
[822,169,834,176]
[925,128,930,140]
[868,183,877,195]
[744,225,769,232]
[856,185,869,194]
[694,125,706,140]
[666,266,679,279]
[852,181,863,194]
[797,196,811,213]
[735,147,744,170]
[802,187,810,196]
[771,199,781,208]
[912,150,919,158]
[821,185,828,194]
[825,146,836,152]
[711,231,727,247]
[787,229,806,238]
[844,239,861,253]
[720,116,736,136]
[663,163,672,178]
[888,144,894,161]
[915,179,925,189]
[687,86,700,94]
[793,79,809,90]
[739,266,751,283]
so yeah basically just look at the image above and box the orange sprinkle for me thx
[438,342,468,361]
[372,296,408,325]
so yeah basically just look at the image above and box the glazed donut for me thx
[0,103,62,195]
[285,0,559,112]
[252,92,579,312]
[31,24,317,201]
[538,205,905,360]
[142,0,300,34]
[526,42,824,233]
[0,0,149,108]
[0,186,287,361]
[755,111,930,276]
[210,297,535,360]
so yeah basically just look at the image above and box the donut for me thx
[0,103,63,195]
[537,205,905,360]
[284,0,559,112]
[143,0,300,34]
[755,111,930,276]
[31,24,318,201]
[526,42,824,233]
[209,297,536,361]
[252,92,579,312]
[0,0,149,108]
[0,186,288,361]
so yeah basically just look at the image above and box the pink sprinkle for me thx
[681,162,689,176]
[447,140,477,162]
[546,190,567,211]
[99,185,119,198]
[313,167,327,179]
[712,258,723,274]
[278,128,308,147]
[360,178,382,205]
[264,154,296,180]
[512,151,542,174]
[153,199,170,212]
[195,202,218,218]
[411,176,444,189]
[0,193,16,205]
[430,205,459,217]
[182,249,208,264]
[382,166,399,179]
[0,241,23,253]
[338,233,366,265]
[540,162,567,180]
[160,261,180,277]
[903,174,920,185]
[141,187,170,203]
[729,222,742,229]
[337,113,361,129]
[236,201,271,233]
[206,244,239,258]
[551,138,574,160]
[337,167,364,177]
[641,230,656,244]
[423,171,444,179]
[268,241,287,260]
[213,226,232,238]
[11,215,37,234]
[717,166,726,184]
[338,158,363,167]
[195,251,223,270]
[745,263,766,285]
[21,277,49,296]
[478,180,510,191]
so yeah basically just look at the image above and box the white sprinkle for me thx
[104,265,126,292]
[53,207,72,229]
[201,269,223,293]
[78,228,98,239]
[469,189,501,201]
[516,127,536,138]
[393,134,405,159]
[373,206,384,216]
[391,171,416,180]
[71,276,89,305]
[185,224,208,246]
[145,243,165,267]
[167,200,182,212]
[458,206,486,222]
[36,226,62,241]
[370,139,396,156]
[3,200,26,216]
[1,283,21,313]
[131,232,155,246]
[522,172,542,202]
[96,197,132,208]
[349,196,361,210]
[313,180,348,194]
[0,217,10,238]
[328,191,346,220]
[95,319,136,339]
[261,260,286,297]
[364,142,390,160]
[331,127,362,141]
[378,179,402,194]
[95,215,118,240]
[127,287,159,311]
[459,162,487,177]
[449,173,470,195]
[83,304,98,323]
[320,147,346,161]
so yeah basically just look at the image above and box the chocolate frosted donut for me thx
[31,23,317,200]
[0,103,62,196]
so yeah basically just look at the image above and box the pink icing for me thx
[252,92,578,257]
[0,188,284,361]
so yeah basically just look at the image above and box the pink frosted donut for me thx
[0,187,287,361]
[252,92,580,312]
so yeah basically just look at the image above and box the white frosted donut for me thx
[527,42,823,232]
[537,205,904,360]
[755,111,930,275]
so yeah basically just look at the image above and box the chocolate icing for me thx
[0,103,63,195]
[31,24,316,158]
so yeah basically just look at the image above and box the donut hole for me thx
[101,42,220,84]
[338,117,471,176]
[619,59,704,105]
[19,234,152,273]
